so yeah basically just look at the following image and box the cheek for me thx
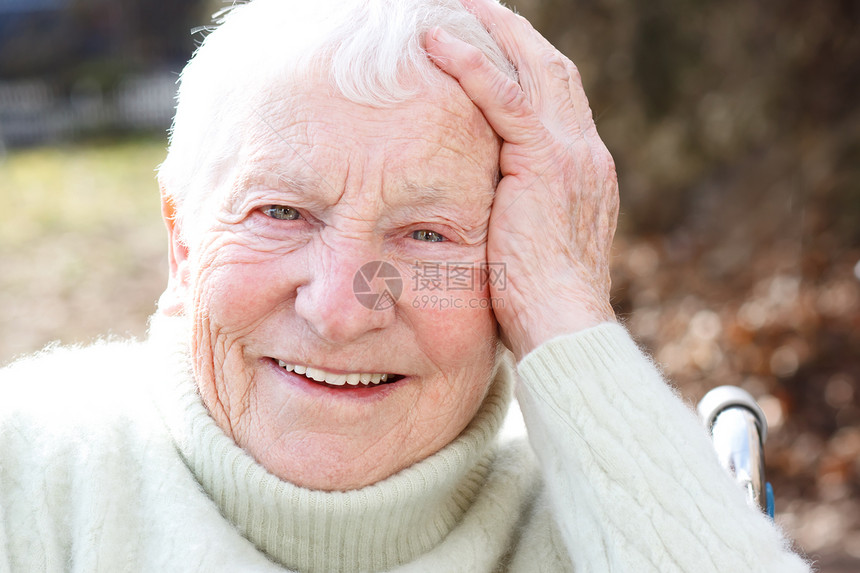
[409,302,498,433]
[192,247,297,330]
[408,293,499,380]
[188,246,301,422]
[187,247,297,396]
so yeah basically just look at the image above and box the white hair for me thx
[158,0,516,239]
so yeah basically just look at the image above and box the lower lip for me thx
[264,358,406,401]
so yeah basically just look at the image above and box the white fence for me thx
[0,72,177,147]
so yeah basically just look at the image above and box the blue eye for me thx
[412,229,446,242]
[264,206,301,220]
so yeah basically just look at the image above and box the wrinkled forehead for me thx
[224,72,501,197]
[252,70,494,147]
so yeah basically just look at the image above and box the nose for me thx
[294,239,398,344]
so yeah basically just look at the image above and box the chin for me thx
[267,443,409,491]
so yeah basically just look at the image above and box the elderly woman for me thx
[0,0,808,571]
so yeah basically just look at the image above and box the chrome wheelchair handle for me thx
[698,386,773,517]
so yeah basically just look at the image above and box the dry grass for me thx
[0,138,169,365]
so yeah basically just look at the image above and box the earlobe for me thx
[159,184,190,317]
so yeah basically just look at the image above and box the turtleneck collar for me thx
[146,314,513,573]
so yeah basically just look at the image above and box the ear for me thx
[158,182,191,316]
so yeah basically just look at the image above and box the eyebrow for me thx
[274,172,323,197]
[401,181,493,206]
[228,170,325,207]
[227,169,493,220]
[403,182,453,204]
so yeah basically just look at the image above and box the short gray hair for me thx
[158,0,515,239]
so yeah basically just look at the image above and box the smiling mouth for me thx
[275,359,405,387]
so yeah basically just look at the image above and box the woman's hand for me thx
[425,0,619,361]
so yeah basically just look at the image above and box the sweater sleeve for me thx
[515,323,811,572]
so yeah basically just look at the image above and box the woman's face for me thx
[165,78,503,490]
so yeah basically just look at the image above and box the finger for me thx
[465,0,571,123]
[458,0,541,74]
[425,27,548,149]
[564,61,598,138]
[461,0,598,141]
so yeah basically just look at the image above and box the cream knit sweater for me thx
[0,319,809,572]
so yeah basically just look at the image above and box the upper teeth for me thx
[277,360,390,386]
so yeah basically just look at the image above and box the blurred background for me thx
[0,0,857,569]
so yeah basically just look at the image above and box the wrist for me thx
[502,303,616,361]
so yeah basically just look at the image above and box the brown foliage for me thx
[510,0,859,564]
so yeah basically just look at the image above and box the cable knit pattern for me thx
[0,320,810,572]
[516,323,810,572]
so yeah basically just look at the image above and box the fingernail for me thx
[432,27,453,43]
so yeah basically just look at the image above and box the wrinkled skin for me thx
[162,77,504,490]
[426,0,619,359]
[160,0,619,491]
